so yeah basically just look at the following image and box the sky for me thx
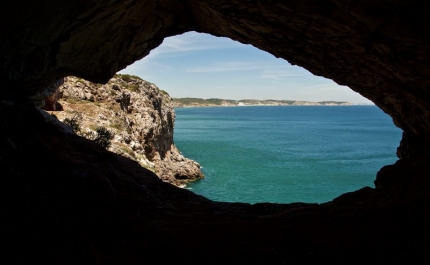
[120,31,373,104]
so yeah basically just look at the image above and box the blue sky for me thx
[120,32,373,104]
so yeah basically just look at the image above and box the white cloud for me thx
[186,62,262,73]
[148,31,243,58]
[119,32,374,104]
[186,61,304,74]
[260,69,302,81]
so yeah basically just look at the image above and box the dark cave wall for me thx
[2,2,430,264]
[1,0,193,96]
[189,0,430,135]
[2,0,430,136]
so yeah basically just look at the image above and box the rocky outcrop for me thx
[47,75,203,186]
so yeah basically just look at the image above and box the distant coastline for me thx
[172,97,352,108]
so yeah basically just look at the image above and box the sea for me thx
[173,106,402,204]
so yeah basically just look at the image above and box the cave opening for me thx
[120,32,403,204]
[3,2,430,264]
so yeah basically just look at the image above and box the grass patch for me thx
[65,98,92,104]
[110,122,124,131]
[120,146,136,159]
[65,98,79,104]
[125,84,140,92]
[116,73,142,82]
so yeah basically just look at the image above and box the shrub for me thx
[63,114,82,133]
[116,73,142,82]
[93,126,114,149]
[125,83,140,92]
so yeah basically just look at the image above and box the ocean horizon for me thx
[174,105,402,204]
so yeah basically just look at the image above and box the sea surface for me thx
[174,106,402,204]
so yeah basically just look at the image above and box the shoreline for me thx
[170,98,376,108]
[174,104,373,108]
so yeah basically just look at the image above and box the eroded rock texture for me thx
[1,1,430,264]
[48,75,204,186]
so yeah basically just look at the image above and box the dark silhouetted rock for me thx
[1,1,430,264]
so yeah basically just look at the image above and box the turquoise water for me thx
[174,106,402,204]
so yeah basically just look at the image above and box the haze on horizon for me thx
[120,31,373,105]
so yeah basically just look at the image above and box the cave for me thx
[1,1,430,264]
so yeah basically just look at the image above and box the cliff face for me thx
[46,75,203,186]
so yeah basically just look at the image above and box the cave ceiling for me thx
[1,0,430,134]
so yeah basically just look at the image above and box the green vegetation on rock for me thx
[116,73,142,82]
[93,127,114,149]
[62,114,113,149]
[63,113,82,133]
[173,98,237,106]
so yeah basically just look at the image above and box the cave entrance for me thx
[120,32,402,204]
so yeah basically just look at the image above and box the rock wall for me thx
[46,75,203,186]
[2,1,430,264]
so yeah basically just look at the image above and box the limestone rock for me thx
[30,78,64,109]
[47,75,204,186]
